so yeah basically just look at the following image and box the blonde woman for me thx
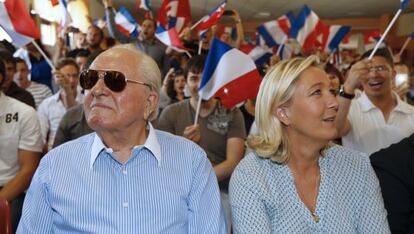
[229,56,390,233]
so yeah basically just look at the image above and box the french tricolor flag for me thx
[239,44,272,66]
[155,25,187,52]
[320,25,351,53]
[199,38,262,108]
[115,6,140,38]
[58,0,72,29]
[257,12,295,48]
[289,5,325,53]
[196,1,226,37]
[0,0,40,47]
[157,0,191,33]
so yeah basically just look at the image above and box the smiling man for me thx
[17,45,225,233]
[335,48,414,155]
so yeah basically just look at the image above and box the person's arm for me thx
[37,101,50,148]
[53,70,77,109]
[214,137,244,182]
[335,59,370,137]
[103,0,134,44]
[0,150,40,201]
[188,145,227,233]
[232,10,244,48]
[229,160,272,233]
[357,156,391,234]
[16,158,53,233]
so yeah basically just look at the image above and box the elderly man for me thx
[335,48,414,155]
[0,59,42,232]
[17,45,226,233]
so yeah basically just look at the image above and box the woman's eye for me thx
[311,89,321,96]
[330,89,338,96]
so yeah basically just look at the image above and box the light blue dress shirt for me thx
[230,145,390,234]
[17,124,226,233]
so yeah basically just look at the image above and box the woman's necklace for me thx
[293,170,321,223]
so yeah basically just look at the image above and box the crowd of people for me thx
[1,2,414,233]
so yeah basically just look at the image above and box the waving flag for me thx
[155,25,187,52]
[157,0,191,33]
[195,1,226,37]
[199,38,262,108]
[58,0,72,29]
[239,44,272,66]
[400,0,409,10]
[51,0,59,6]
[289,5,324,53]
[115,6,141,38]
[0,0,40,47]
[318,24,351,53]
[257,12,295,48]
[138,0,152,11]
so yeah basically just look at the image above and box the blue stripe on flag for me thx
[288,5,311,38]
[199,38,233,91]
[328,26,350,52]
[119,6,137,25]
[257,25,278,47]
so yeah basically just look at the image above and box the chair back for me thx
[0,196,12,234]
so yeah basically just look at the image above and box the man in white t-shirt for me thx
[14,58,52,109]
[0,59,43,232]
[336,48,414,155]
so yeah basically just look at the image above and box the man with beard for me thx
[335,48,414,155]
[103,0,169,76]
[66,25,104,58]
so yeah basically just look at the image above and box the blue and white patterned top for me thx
[229,145,390,234]
[17,125,226,234]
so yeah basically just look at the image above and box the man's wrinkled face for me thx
[83,48,158,132]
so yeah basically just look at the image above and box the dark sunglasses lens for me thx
[80,70,98,89]
[104,71,126,92]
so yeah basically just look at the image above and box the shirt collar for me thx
[89,123,161,169]
[358,91,412,114]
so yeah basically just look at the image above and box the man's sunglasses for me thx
[79,69,152,92]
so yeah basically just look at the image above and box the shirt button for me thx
[122,202,129,208]
[122,170,127,175]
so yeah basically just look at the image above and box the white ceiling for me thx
[115,0,414,22]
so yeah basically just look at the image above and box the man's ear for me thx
[273,107,291,126]
[144,91,159,120]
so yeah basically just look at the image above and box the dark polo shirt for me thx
[53,104,93,148]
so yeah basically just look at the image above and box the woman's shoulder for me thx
[324,144,371,175]
[232,152,286,186]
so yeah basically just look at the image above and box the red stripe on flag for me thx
[214,69,262,109]
[51,0,59,6]
[4,0,40,39]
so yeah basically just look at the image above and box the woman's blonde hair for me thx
[247,55,321,164]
